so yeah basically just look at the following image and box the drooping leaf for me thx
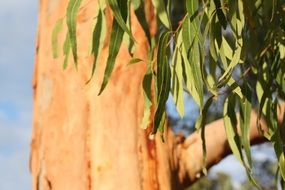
[271,128,285,180]
[218,45,242,84]
[153,32,171,134]
[99,0,106,9]
[265,101,285,181]
[180,44,200,106]
[223,95,244,163]
[151,0,171,29]
[87,10,103,83]
[52,18,64,58]
[227,77,243,98]
[141,68,153,129]
[213,0,227,29]
[158,111,166,142]
[127,0,135,55]
[195,95,214,173]
[185,0,199,21]
[182,17,204,107]
[171,43,185,117]
[239,85,253,167]
[132,0,151,44]
[63,32,71,70]
[98,0,127,95]
[195,95,214,130]
[108,0,134,41]
[128,57,143,65]
[66,0,82,68]
[224,95,262,189]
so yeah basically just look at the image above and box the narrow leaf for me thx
[239,85,253,167]
[172,45,185,117]
[66,0,82,67]
[63,32,71,70]
[133,0,151,44]
[141,68,153,129]
[223,95,244,163]
[153,32,171,134]
[213,0,227,29]
[52,18,63,58]
[151,0,171,29]
[87,10,103,83]
[98,0,127,95]
[218,45,242,83]
[108,0,135,41]
[182,18,204,107]
[128,58,143,65]
[195,95,214,172]
[224,95,261,189]
[180,45,200,105]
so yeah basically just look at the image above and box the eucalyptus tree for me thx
[30,0,285,189]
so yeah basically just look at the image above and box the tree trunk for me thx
[30,0,285,189]
[30,0,175,189]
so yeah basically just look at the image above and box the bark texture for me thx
[30,0,285,189]
[31,0,171,189]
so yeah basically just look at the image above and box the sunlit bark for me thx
[30,0,285,189]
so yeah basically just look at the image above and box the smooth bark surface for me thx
[30,0,285,189]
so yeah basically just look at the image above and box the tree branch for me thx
[169,102,285,187]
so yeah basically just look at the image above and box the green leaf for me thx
[181,17,194,57]
[195,95,214,172]
[52,18,63,58]
[265,102,285,181]
[66,0,82,68]
[98,0,127,95]
[141,68,153,129]
[128,58,143,65]
[224,95,261,189]
[239,85,252,167]
[185,0,199,21]
[271,131,285,180]
[153,32,171,134]
[127,0,135,55]
[180,44,200,106]
[195,95,214,130]
[223,95,244,163]
[172,44,185,117]
[108,0,135,41]
[158,111,166,142]
[209,15,220,62]
[218,45,242,84]
[227,77,243,98]
[87,10,103,83]
[99,0,106,9]
[132,0,151,44]
[151,0,171,29]
[221,37,233,62]
[182,18,204,107]
[63,32,71,70]
[213,0,227,29]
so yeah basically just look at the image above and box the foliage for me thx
[52,0,285,187]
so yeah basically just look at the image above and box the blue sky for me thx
[0,0,37,189]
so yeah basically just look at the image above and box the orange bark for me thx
[30,0,285,189]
